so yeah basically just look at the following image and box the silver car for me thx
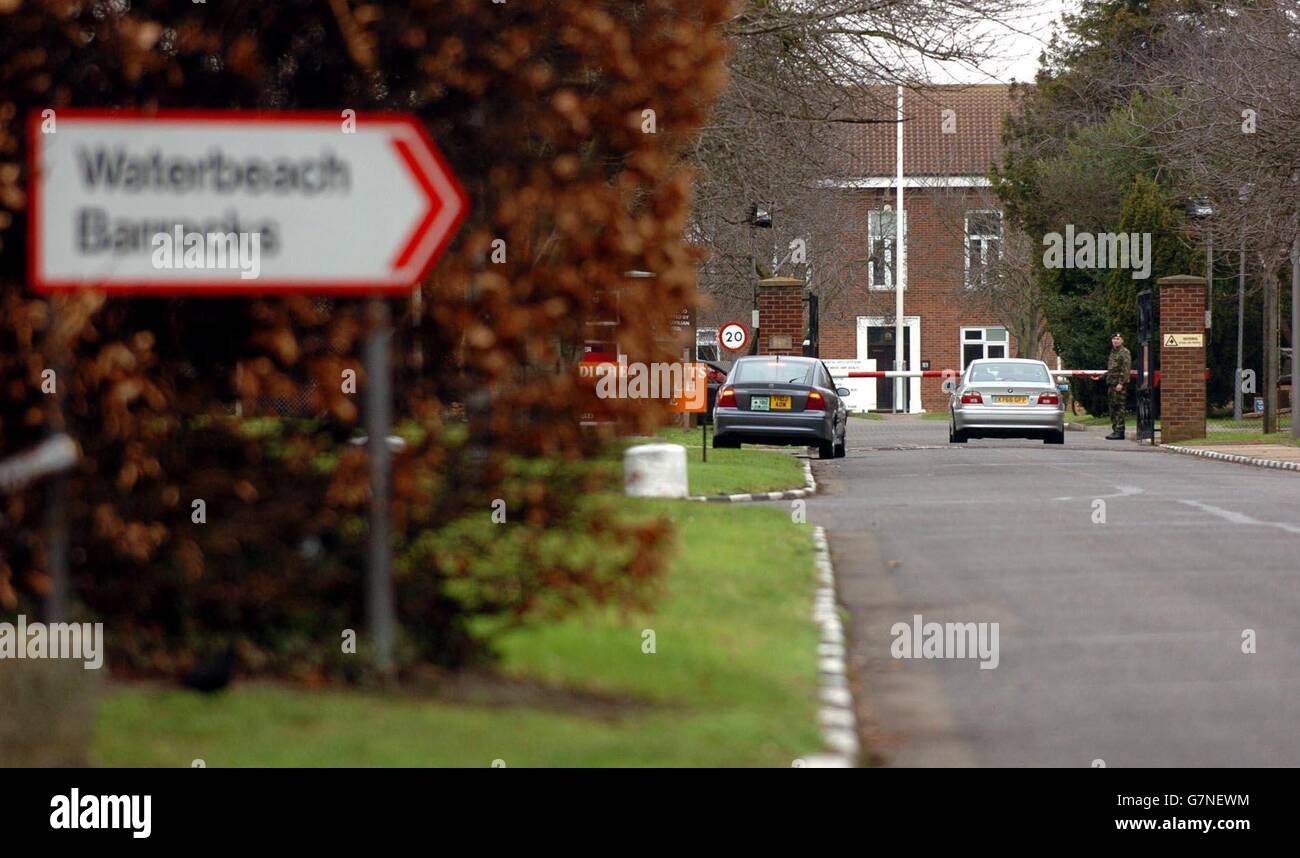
[713,356,849,459]
[949,358,1065,444]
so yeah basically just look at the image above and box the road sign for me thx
[28,109,467,294]
[670,364,708,414]
[1162,333,1204,348]
[719,320,749,353]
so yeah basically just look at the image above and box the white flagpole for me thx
[895,85,906,412]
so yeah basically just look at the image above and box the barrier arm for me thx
[832,369,1211,386]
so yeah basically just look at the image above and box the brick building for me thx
[803,84,1055,412]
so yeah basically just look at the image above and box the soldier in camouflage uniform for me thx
[1105,333,1132,440]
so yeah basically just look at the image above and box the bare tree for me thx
[1137,1,1300,431]
[690,1,1037,330]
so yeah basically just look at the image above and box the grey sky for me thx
[922,0,1077,84]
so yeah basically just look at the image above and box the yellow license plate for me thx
[994,395,1029,405]
[771,395,792,410]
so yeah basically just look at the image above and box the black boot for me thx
[1105,430,1125,440]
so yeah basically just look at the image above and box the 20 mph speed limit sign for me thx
[718,320,750,353]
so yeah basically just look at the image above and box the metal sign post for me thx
[364,299,397,676]
[0,434,77,622]
[29,108,468,674]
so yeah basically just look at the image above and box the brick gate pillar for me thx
[1157,274,1207,443]
[757,276,805,356]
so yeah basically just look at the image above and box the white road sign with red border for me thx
[27,109,467,294]
[719,320,749,353]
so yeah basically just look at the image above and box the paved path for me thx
[808,414,1300,767]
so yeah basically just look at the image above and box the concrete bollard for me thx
[623,443,689,498]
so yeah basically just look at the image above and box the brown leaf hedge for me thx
[0,0,730,678]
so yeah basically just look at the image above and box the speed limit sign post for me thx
[719,320,750,354]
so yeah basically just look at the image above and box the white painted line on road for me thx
[1054,484,1143,502]
[1177,499,1300,536]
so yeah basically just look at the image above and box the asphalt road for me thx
[808,414,1300,767]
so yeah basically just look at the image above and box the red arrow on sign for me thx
[28,109,469,295]
[391,137,446,273]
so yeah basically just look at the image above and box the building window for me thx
[961,326,1008,370]
[868,209,906,290]
[965,210,1002,289]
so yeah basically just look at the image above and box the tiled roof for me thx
[833,84,1017,178]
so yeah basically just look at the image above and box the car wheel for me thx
[830,421,846,458]
[1044,431,1065,445]
[817,439,835,459]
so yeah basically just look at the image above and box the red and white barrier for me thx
[832,369,1199,385]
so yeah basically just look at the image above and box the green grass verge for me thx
[920,411,950,421]
[626,427,804,496]
[93,502,821,767]
[850,412,884,420]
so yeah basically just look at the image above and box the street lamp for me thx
[747,203,773,355]
[1233,185,1252,421]
[1186,197,1214,330]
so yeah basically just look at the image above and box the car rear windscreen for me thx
[733,360,816,385]
[969,363,1051,384]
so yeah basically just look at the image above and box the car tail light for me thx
[707,368,728,384]
[805,389,825,411]
[960,390,983,404]
[717,386,736,408]
[1037,392,1060,405]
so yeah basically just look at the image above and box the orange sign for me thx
[671,363,708,413]
[578,358,706,412]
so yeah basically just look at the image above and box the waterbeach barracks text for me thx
[74,146,351,256]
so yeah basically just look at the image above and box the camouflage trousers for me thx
[1108,385,1127,433]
